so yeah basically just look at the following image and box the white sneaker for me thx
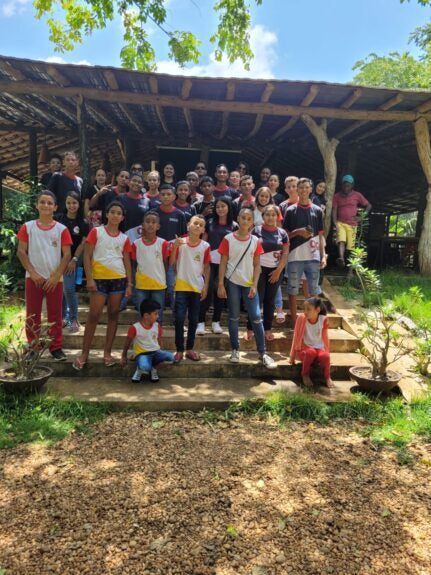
[131,368,145,383]
[212,321,223,334]
[261,354,277,370]
[150,368,160,382]
[196,322,206,336]
[230,350,240,363]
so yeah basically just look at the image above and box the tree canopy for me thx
[33,0,263,72]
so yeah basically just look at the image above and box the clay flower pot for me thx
[0,365,53,394]
[349,365,402,394]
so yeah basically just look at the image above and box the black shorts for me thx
[94,277,127,296]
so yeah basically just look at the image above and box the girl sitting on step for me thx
[73,201,133,370]
[289,297,334,388]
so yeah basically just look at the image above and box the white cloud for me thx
[45,55,92,66]
[1,0,31,18]
[156,24,278,79]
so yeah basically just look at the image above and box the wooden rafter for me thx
[246,82,275,139]
[149,76,169,136]
[10,94,68,128]
[86,102,120,133]
[416,98,431,114]
[104,70,119,91]
[351,121,402,143]
[181,79,194,137]
[269,84,319,142]
[335,93,405,140]
[340,88,363,110]
[46,66,71,87]
[0,79,430,123]
[118,103,143,134]
[218,80,236,139]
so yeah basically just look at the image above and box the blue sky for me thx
[0,0,429,82]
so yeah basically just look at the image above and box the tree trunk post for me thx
[302,114,339,234]
[29,129,38,184]
[76,95,90,184]
[414,117,431,274]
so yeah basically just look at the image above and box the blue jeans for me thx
[275,285,283,309]
[136,350,174,372]
[62,270,78,322]
[166,265,176,310]
[135,289,166,325]
[227,280,265,354]
[174,291,201,352]
[287,260,320,296]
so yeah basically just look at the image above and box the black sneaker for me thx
[51,349,67,362]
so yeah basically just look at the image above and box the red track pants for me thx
[25,278,63,352]
[299,347,330,379]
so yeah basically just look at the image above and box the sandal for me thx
[72,357,86,371]
[276,310,285,324]
[174,352,183,363]
[104,356,117,367]
[185,350,201,361]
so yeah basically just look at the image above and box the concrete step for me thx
[76,306,343,329]
[44,351,365,380]
[61,326,359,353]
[46,377,358,410]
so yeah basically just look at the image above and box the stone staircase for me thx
[45,285,365,409]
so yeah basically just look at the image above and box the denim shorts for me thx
[287,260,321,296]
[95,277,127,296]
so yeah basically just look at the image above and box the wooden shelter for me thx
[1,55,431,271]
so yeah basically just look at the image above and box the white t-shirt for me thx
[86,226,131,280]
[17,220,72,281]
[132,237,170,290]
[127,321,161,355]
[218,233,263,287]
[175,239,211,293]
[303,315,327,349]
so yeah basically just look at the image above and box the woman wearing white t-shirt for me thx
[217,207,277,369]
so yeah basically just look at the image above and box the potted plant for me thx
[0,316,54,394]
[350,304,408,393]
[347,248,408,393]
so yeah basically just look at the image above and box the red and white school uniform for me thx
[132,237,170,290]
[174,239,211,293]
[127,321,162,355]
[17,220,73,351]
[86,226,131,279]
[218,233,263,287]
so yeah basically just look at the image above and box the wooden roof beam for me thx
[246,82,275,139]
[340,88,363,109]
[149,76,169,136]
[0,79,429,122]
[335,93,404,140]
[269,84,319,141]
[104,70,119,91]
[117,103,144,134]
[351,121,402,143]
[181,79,194,137]
[86,102,120,134]
[46,66,71,87]
[416,98,431,114]
[218,80,236,139]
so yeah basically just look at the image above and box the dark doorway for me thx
[157,147,201,181]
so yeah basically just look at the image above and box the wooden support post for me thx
[29,129,38,183]
[0,166,3,221]
[414,117,431,274]
[77,96,90,183]
[302,115,339,234]
[124,134,137,169]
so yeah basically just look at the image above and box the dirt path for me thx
[1,413,430,575]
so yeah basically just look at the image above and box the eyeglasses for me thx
[196,165,205,170]
[132,166,142,171]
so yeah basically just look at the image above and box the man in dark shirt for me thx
[192,176,216,221]
[214,164,239,200]
[47,151,83,213]
[40,154,62,187]
[283,177,326,324]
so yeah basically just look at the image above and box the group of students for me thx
[16,151,371,387]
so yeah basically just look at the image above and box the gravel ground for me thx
[1,413,430,575]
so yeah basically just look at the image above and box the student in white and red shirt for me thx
[121,298,174,383]
[217,207,277,370]
[73,201,132,370]
[17,191,72,361]
[170,215,211,362]
[144,170,162,209]
[132,211,170,325]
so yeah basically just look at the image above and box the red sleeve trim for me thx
[17,224,28,242]
[319,230,325,235]
[162,240,170,260]
[123,237,132,253]
[203,246,211,264]
[86,227,98,245]
[131,243,137,261]
[218,237,229,256]
[61,228,73,246]
[158,324,163,338]
[254,240,264,257]
[127,325,137,339]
